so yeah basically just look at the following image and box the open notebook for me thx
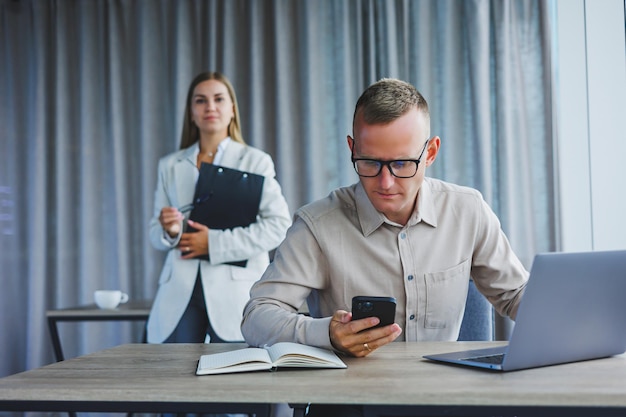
[424,250,626,371]
[196,342,347,375]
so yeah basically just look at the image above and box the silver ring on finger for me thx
[364,343,372,352]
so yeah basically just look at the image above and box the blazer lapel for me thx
[174,144,199,207]
[218,141,247,170]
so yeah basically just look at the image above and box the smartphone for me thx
[351,296,397,329]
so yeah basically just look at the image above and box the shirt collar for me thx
[355,183,386,236]
[355,178,438,236]
[181,137,232,166]
[213,137,231,165]
[415,178,437,228]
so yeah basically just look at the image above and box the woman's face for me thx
[190,79,235,138]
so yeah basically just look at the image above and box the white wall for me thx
[555,0,626,252]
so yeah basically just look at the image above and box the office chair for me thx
[457,279,494,341]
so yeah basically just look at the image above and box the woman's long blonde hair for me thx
[179,72,245,149]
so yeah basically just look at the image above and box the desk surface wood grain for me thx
[1,341,625,410]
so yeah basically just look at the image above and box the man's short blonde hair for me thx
[353,78,430,137]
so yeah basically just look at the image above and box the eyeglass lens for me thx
[354,160,418,178]
[353,139,429,178]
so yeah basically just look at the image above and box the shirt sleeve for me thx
[241,217,335,349]
[470,197,529,319]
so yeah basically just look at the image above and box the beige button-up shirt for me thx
[241,178,528,349]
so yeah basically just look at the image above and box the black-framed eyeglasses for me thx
[351,139,429,178]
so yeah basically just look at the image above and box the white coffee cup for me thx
[94,290,129,309]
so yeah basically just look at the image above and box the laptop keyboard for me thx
[463,353,505,365]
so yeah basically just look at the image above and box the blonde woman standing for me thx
[147,72,290,344]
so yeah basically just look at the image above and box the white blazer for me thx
[146,141,291,343]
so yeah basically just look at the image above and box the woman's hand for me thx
[159,207,184,237]
[178,220,209,259]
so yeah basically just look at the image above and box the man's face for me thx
[349,107,436,225]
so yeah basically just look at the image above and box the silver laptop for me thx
[423,249,626,371]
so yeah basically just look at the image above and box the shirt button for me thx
[400,232,407,239]
[410,314,415,320]
[407,275,414,281]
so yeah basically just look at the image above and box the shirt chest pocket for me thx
[423,258,471,329]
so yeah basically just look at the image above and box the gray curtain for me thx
[0,0,555,380]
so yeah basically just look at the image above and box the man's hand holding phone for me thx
[329,296,402,357]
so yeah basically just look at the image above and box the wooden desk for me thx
[46,300,152,361]
[1,341,626,417]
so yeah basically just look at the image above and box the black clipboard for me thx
[185,163,264,267]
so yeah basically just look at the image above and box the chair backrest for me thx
[457,279,494,341]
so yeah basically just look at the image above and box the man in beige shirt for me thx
[241,78,528,359]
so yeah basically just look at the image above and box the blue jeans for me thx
[164,273,225,343]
